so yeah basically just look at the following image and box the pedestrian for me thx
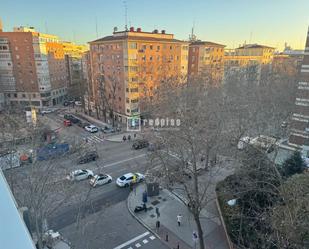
[177,214,182,226]
[123,135,126,142]
[134,133,137,139]
[128,134,131,141]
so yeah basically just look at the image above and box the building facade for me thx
[224,44,275,83]
[88,27,188,122]
[289,27,309,148]
[188,41,225,83]
[0,26,68,107]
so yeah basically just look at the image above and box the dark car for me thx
[78,151,98,164]
[102,125,115,134]
[63,114,80,124]
[132,139,149,150]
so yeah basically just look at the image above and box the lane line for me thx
[113,232,150,249]
[103,154,146,168]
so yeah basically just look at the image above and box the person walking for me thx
[128,134,131,141]
[177,214,182,226]
[123,135,127,142]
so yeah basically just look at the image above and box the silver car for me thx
[68,169,94,181]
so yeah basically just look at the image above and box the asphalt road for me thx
[7,111,168,249]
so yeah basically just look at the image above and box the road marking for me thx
[103,154,146,168]
[142,239,148,244]
[149,236,156,240]
[135,243,141,248]
[113,232,149,249]
[127,247,133,249]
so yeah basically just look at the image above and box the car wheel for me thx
[125,183,129,187]
[88,175,92,179]
[108,179,112,183]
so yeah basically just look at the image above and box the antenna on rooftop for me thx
[189,21,196,42]
[44,21,48,34]
[123,0,128,31]
[95,17,98,38]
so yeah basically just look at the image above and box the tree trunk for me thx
[194,213,205,249]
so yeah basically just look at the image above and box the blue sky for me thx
[1,0,309,50]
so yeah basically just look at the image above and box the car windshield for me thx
[119,176,126,180]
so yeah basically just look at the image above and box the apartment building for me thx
[88,27,188,122]
[0,26,68,107]
[224,44,275,82]
[188,41,225,83]
[289,27,309,148]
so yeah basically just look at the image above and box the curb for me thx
[126,190,162,240]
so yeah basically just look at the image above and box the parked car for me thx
[78,151,98,164]
[85,124,98,133]
[75,101,82,106]
[132,139,149,150]
[116,172,145,187]
[63,101,70,106]
[90,174,112,187]
[237,136,251,150]
[68,169,94,181]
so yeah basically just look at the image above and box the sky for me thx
[1,0,309,50]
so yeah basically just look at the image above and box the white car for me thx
[116,172,145,187]
[85,125,98,133]
[41,108,53,114]
[90,174,112,187]
[75,101,82,106]
[68,169,94,181]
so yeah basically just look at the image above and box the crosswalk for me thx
[113,232,156,249]
[84,135,104,144]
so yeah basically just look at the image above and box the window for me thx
[33,94,36,98]
[7,94,11,98]
[22,94,26,98]
[150,45,153,50]
[150,56,153,61]
[118,97,121,101]
[157,46,160,51]
[127,109,130,113]
[170,45,173,50]
[14,94,17,98]
[129,42,137,49]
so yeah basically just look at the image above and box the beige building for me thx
[88,27,188,122]
[224,44,275,82]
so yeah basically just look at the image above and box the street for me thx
[5,110,168,249]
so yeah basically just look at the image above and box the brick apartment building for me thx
[188,41,225,83]
[88,27,188,122]
[0,26,67,107]
[289,27,309,148]
[0,25,88,108]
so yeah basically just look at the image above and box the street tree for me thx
[145,76,226,249]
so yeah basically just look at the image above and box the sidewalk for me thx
[128,184,230,249]
[105,132,142,142]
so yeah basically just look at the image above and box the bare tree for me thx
[144,76,226,249]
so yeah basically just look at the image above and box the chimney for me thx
[161,30,166,34]
[129,27,134,32]
[153,29,158,34]
[137,27,142,32]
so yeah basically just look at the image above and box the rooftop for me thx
[237,44,275,49]
[90,27,185,44]
[189,40,226,47]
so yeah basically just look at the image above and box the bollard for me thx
[165,233,169,242]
